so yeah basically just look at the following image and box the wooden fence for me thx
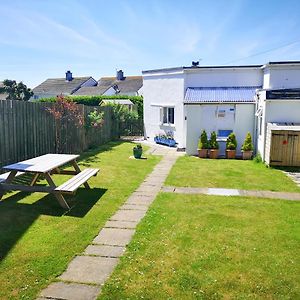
[0,100,118,169]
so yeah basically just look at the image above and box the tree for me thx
[46,95,84,153]
[0,79,33,101]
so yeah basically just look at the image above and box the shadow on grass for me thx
[0,187,106,261]
[273,166,300,172]
[0,140,127,261]
[78,140,124,167]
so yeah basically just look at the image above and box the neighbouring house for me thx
[74,70,143,96]
[142,61,300,165]
[32,71,97,100]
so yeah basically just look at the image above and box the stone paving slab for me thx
[174,187,208,194]
[126,196,154,205]
[59,256,118,285]
[207,188,240,196]
[104,220,139,229]
[135,185,161,193]
[93,228,135,246]
[129,191,155,198]
[163,186,300,201]
[40,282,101,300]
[110,209,146,222]
[84,245,125,257]
[121,203,149,211]
[143,178,166,185]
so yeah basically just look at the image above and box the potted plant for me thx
[198,130,209,158]
[133,144,143,159]
[241,132,254,160]
[226,133,237,159]
[209,131,219,159]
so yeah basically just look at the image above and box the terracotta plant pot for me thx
[198,149,208,158]
[226,150,236,159]
[209,149,219,159]
[242,150,253,160]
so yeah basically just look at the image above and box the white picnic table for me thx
[0,154,99,209]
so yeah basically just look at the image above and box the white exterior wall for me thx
[143,72,185,148]
[184,68,263,89]
[257,99,300,160]
[265,66,300,89]
[185,104,255,155]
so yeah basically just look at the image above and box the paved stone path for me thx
[38,144,182,300]
[37,144,299,299]
[162,186,300,201]
[284,171,300,187]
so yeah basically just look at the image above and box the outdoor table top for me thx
[2,154,79,173]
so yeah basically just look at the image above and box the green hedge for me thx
[38,94,143,118]
[38,95,142,106]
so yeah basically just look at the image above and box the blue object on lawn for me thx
[154,137,176,147]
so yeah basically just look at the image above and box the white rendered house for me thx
[142,61,300,161]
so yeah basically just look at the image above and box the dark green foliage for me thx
[226,132,237,150]
[38,95,143,119]
[241,132,254,151]
[209,131,219,149]
[253,153,263,163]
[0,79,33,101]
[198,130,209,149]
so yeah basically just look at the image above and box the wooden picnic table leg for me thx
[0,170,17,200]
[30,173,40,186]
[44,172,70,210]
[71,160,90,189]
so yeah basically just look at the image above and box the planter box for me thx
[198,149,208,158]
[209,149,219,159]
[226,150,236,159]
[154,137,176,147]
[242,150,253,160]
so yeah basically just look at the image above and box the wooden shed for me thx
[265,123,300,167]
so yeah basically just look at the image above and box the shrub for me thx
[209,131,219,149]
[198,130,209,149]
[253,153,263,163]
[39,95,143,119]
[86,109,104,129]
[241,132,254,151]
[226,133,237,150]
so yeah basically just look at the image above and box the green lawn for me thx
[165,156,300,192]
[99,193,300,299]
[0,142,160,300]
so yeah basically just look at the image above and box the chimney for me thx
[116,70,124,81]
[66,70,73,81]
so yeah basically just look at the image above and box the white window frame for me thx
[160,106,175,126]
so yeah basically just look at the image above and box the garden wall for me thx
[0,100,117,169]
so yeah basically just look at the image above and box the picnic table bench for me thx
[0,154,99,210]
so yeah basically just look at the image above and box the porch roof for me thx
[184,86,261,104]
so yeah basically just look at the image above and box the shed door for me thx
[270,131,300,166]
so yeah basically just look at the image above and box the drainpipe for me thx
[253,92,259,155]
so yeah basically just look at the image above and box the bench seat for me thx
[0,171,24,183]
[55,168,99,194]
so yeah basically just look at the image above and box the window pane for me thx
[163,107,168,123]
[168,107,174,124]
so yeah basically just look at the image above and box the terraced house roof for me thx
[33,77,94,95]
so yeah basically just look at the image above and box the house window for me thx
[161,107,175,125]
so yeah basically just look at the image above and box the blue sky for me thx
[0,0,300,88]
